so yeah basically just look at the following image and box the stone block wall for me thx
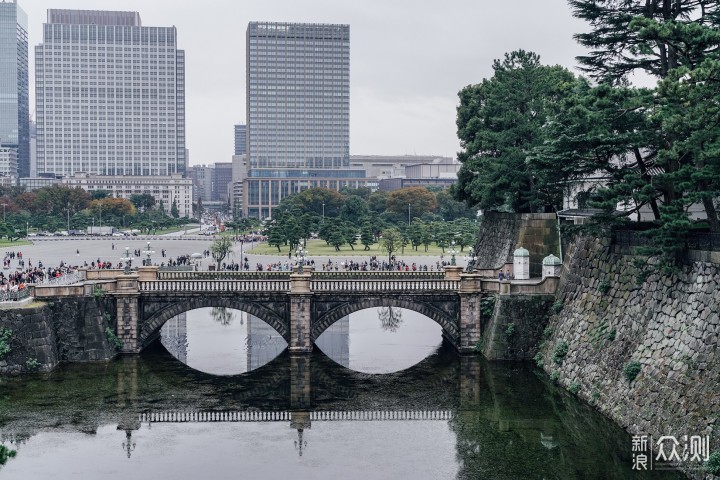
[0,304,58,375]
[473,212,559,278]
[537,237,720,476]
[0,297,118,375]
[480,294,553,360]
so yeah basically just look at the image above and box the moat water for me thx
[0,307,681,479]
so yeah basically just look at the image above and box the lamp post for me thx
[449,241,458,266]
[322,203,325,222]
[142,241,155,266]
[67,203,71,232]
[294,239,307,274]
[408,203,411,226]
[26,222,28,238]
[121,246,132,274]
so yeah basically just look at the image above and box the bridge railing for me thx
[157,270,292,281]
[311,271,445,280]
[139,279,291,293]
[310,278,459,292]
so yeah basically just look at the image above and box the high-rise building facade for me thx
[244,22,365,218]
[35,9,186,177]
[234,123,246,156]
[0,1,29,179]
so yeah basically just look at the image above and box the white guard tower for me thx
[542,254,562,279]
[513,247,530,280]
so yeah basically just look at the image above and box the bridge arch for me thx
[139,297,288,349]
[311,297,458,343]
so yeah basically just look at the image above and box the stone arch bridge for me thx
[32,266,559,355]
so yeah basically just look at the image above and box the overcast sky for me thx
[22,0,592,165]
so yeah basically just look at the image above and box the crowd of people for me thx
[0,251,80,298]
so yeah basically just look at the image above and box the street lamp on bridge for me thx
[449,241,458,266]
[295,239,308,274]
[142,241,155,266]
[121,246,133,274]
[464,254,478,273]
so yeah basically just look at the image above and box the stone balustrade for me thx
[139,279,292,293]
[310,279,459,292]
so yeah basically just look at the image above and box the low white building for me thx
[0,147,18,185]
[62,172,193,218]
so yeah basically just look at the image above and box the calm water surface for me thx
[0,307,681,479]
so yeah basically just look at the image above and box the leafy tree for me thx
[436,189,476,221]
[265,216,286,253]
[90,190,110,200]
[340,186,372,200]
[129,193,156,213]
[386,187,437,219]
[343,222,359,250]
[171,199,179,218]
[570,0,720,84]
[360,223,374,250]
[328,225,346,251]
[455,50,578,213]
[408,219,425,251]
[379,227,402,262]
[211,236,234,269]
[340,195,369,221]
[280,187,344,218]
[367,191,388,214]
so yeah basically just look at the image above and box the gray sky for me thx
[22,0,590,165]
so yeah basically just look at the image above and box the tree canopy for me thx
[454,50,579,213]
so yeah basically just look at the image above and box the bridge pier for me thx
[114,273,140,354]
[289,273,313,354]
[458,274,483,353]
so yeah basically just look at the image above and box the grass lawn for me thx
[247,239,472,257]
[0,239,31,247]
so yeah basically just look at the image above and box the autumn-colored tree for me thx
[386,187,437,220]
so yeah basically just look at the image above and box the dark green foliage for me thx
[552,340,569,365]
[543,326,553,338]
[624,361,642,383]
[598,280,611,295]
[706,450,720,475]
[25,358,40,371]
[550,370,560,384]
[0,328,12,360]
[505,323,515,337]
[0,445,17,465]
[93,285,105,298]
[551,301,563,314]
[533,351,544,368]
[568,382,581,395]
[480,296,496,318]
[105,327,122,350]
[455,50,578,213]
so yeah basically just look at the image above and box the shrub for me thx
[624,360,642,383]
[0,445,16,465]
[505,323,515,337]
[25,358,41,372]
[568,382,581,395]
[533,351,544,368]
[553,340,569,365]
[550,370,560,383]
[706,450,720,475]
[93,285,105,298]
[551,300,564,314]
[480,296,496,318]
[598,280,611,294]
[0,328,12,360]
[543,326,553,338]
[105,327,123,350]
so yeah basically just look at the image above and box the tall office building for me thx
[0,1,29,179]
[234,123,246,155]
[35,9,186,177]
[245,22,367,218]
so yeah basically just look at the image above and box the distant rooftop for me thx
[47,9,142,26]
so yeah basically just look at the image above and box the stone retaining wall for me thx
[480,294,554,360]
[537,237,719,477]
[0,297,118,375]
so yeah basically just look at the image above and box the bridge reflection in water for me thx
[0,345,676,479]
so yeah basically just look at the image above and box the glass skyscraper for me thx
[0,1,29,179]
[35,9,186,177]
[244,22,365,219]
[234,123,246,156]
